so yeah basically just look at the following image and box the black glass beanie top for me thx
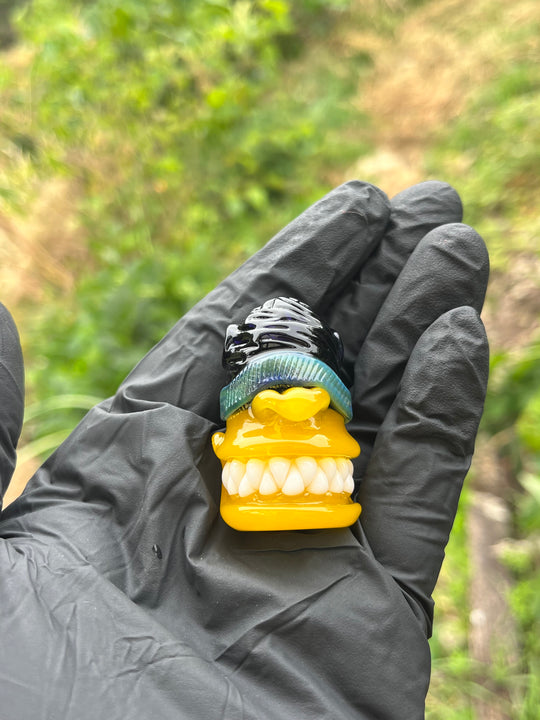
[219,297,352,422]
[223,297,343,377]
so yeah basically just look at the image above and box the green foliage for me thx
[506,471,540,719]
[17,393,102,465]
[477,343,540,718]
[1,0,363,435]
[517,380,540,454]
[428,492,474,718]
[425,21,540,717]
[427,60,540,269]
[483,342,540,441]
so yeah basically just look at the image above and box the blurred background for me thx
[0,0,538,716]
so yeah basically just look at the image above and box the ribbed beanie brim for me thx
[220,351,352,422]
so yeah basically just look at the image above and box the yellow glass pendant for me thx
[212,297,361,531]
[212,387,361,531]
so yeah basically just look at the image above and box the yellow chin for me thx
[220,490,361,532]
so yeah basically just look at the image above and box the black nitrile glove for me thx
[0,181,489,720]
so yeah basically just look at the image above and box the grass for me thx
[428,492,475,718]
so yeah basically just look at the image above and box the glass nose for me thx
[251,387,331,422]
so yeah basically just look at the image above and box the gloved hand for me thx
[0,180,489,720]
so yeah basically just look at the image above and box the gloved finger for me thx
[327,181,463,380]
[0,304,25,500]
[350,222,489,477]
[357,307,489,634]
[113,181,390,422]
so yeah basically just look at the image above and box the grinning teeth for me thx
[296,456,318,484]
[329,471,344,493]
[336,458,349,480]
[222,457,355,497]
[228,459,245,495]
[238,472,258,497]
[221,462,232,494]
[246,458,265,486]
[307,467,329,494]
[269,457,291,489]
[319,458,337,483]
[281,465,305,496]
[343,459,355,494]
[343,474,354,494]
[321,457,337,479]
[259,469,278,495]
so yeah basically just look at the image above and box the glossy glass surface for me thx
[213,389,359,460]
[212,387,361,531]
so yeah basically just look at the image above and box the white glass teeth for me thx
[281,466,305,496]
[228,459,245,495]
[259,469,278,495]
[296,456,317,485]
[307,467,329,495]
[221,457,355,497]
[269,457,290,489]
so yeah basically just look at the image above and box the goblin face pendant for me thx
[212,297,361,531]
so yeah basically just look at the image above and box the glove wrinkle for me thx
[394,578,433,637]
[358,308,489,623]
[216,573,351,670]
[351,223,489,476]
[327,181,463,376]
[0,538,244,720]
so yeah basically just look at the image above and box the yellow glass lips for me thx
[212,388,359,460]
[212,387,361,531]
[251,386,330,422]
